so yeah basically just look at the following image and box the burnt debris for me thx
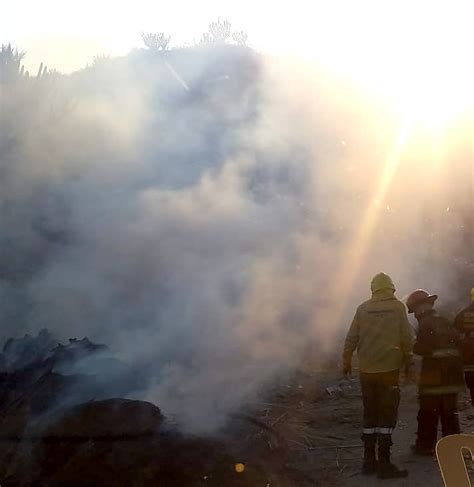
[0,331,276,486]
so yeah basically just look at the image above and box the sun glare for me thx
[321,3,474,326]
[386,47,473,132]
[301,1,474,133]
[368,7,472,132]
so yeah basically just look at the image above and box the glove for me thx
[343,360,352,379]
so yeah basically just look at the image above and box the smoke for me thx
[0,44,472,432]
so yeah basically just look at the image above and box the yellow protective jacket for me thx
[343,290,414,373]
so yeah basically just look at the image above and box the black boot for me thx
[361,434,377,475]
[440,410,460,438]
[377,434,408,479]
[411,443,434,456]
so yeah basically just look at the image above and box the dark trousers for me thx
[465,371,474,402]
[360,370,400,436]
[416,394,460,449]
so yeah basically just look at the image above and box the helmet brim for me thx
[407,294,438,313]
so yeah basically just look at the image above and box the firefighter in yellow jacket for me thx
[343,273,413,479]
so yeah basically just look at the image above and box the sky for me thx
[1,0,473,120]
[1,1,472,68]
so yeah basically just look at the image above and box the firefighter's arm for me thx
[454,311,463,328]
[342,310,360,377]
[400,310,415,382]
[400,309,414,360]
[453,312,465,344]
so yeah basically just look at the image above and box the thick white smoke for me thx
[0,44,472,432]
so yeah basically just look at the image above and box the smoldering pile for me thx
[0,330,283,486]
[0,329,139,420]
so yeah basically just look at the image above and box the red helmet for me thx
[406,289,438,314]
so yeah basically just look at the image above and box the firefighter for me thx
[454,288,474,405]
[343,273,412,479]
[407,289,464,455]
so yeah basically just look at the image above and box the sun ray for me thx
[329,124,413,329]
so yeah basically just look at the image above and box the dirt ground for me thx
[243,362,474,486]
[3,356,474,485]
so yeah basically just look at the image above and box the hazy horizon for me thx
[3,0,473,93]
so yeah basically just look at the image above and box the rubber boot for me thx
[440,410,460,438]
[411,443,434,456]
[377,434,408,479]
[414,403,437,456]
[361,434,377,475]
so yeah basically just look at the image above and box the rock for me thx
[31,398,163,438]
[325,385,343,397]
